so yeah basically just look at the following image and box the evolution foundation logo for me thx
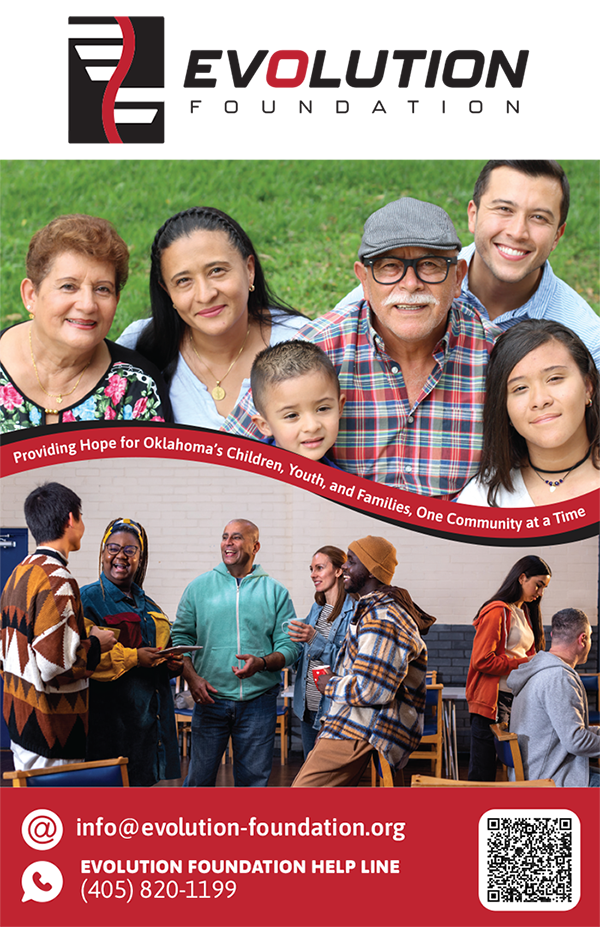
[68,16,164,143]
[182,47,530,119]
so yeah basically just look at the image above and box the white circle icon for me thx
[21,861,63,903]
[21,809,63,850]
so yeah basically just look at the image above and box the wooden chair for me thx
[411,774,556,787]
[220,738,234,765]
[491,722,525,780]
[172,679,234,764]
[580,674,600,724]
[425,670,438,684]
[370,751,395,787]
[4,757,129,787]
[275,668,292,765]
[410,683,443,777]
[173,678,194,758]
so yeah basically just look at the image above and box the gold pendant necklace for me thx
[188,326,250,401]
[29,326,91,412]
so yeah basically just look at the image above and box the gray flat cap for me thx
[358,196,462,259]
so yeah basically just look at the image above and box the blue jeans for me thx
[185,685,279,787]
[589,768,600,788]
[301,709,319,758]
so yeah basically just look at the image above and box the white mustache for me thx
[381,292,439,308]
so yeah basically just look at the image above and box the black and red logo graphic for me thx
[68,16,164,143]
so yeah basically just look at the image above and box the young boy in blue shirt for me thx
[250,340,345,466]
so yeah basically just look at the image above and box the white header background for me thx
[2,0,599,158]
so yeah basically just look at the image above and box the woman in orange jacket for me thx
[466,555,551,781]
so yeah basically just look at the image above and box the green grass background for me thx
[1,159,598,337]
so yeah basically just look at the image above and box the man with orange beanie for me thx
[292,535,432,787]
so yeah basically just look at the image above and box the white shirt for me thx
[456,470,534,507]
[117,311,306,428]
[499,605,534,692]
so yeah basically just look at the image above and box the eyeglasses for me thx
[364,255,458,285]
[105,543,140,557]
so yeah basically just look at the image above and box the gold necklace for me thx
[29,326,91,414]
[188,327,250,401]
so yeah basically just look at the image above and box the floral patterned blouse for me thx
[0,338,170,433]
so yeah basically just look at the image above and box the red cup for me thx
[312,665,331,685]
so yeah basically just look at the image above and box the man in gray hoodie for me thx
[508,608,599,787]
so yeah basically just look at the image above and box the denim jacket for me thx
[292,595,356,730]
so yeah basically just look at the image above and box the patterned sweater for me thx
[0,549,100,758]
[321,588,428,769]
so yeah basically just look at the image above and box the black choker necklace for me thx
[528,445,592,492]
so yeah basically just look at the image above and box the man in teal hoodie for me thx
[172,519,299,786]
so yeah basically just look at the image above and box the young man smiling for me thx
[466,161,568,314]
[464,161,600,362]
[337,161,600,367]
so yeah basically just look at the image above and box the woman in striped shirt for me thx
[288,546,356,758]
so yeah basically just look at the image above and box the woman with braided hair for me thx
[80,518,181,786]
[117,207,306,427]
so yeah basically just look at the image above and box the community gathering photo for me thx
[0,159,598,788]
[0,452,597,789]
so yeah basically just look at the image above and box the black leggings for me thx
[468,692,513,781]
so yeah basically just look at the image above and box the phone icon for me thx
[21,862,63,903]
[32,871,51,892]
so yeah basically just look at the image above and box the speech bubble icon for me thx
[21,861,63,903]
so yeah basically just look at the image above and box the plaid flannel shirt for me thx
[222,299,498,497]
[320,589,428,769]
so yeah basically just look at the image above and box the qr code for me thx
[479,809,580,911]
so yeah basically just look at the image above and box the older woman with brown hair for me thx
[0,214,170,432]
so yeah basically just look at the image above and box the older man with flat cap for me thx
[292,536,433,787]
[224,197,497,497]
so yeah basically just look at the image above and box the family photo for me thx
[2,159,599,507]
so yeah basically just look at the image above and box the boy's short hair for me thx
[24,482,82,544]
[251,340,339,416]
